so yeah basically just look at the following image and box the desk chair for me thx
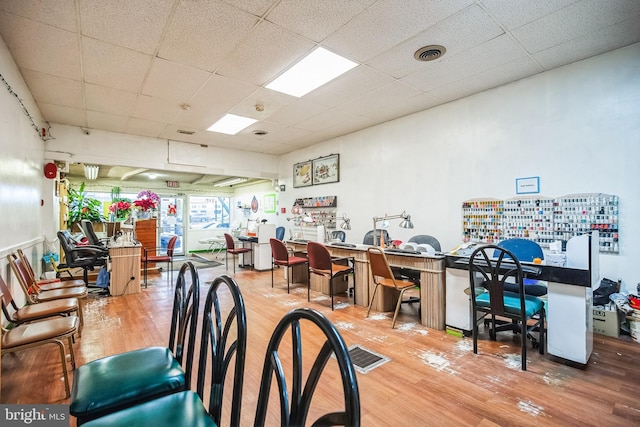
[275,226,285,241]
[80,219,109,248]
[57,230,108,286]
[495,238,546,296]
[254,308,360,427]
[408,234,442,252]
[468,245,545,371]
[78,274,247,427]
[363,229,391,246]
[71,262,200,425]
[307,241,355,310]
[270,238,308,295]
[142,235,177,288]
[224,233,253,273]
[367,247,420,328]
[330,230,346,242]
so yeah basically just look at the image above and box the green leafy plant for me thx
[67,182,106,228]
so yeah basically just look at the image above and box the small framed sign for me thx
[516,176,540,194]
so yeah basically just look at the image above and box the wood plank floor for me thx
[2,262,639,426]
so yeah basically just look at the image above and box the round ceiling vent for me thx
[414,45,446,62]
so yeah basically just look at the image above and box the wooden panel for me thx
[135,218,157,266]
[109,245,141,295]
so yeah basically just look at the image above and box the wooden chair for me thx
[307,241,355,310]
[78,274,247,427]
[1,302,78,398]
[366,247,420,328]
[270,238,308,295]
[71,262,200,425]
[15,249,86,291]
[468,245,546,371]
[254,307,361,426]
[224,233,252,273]
[0,275,82,334]
[141,234,177,288]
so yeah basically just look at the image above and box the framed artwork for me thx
[312,154,339,185]
[293,160,312,187]
[264,194,276,213]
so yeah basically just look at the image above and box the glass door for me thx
[159,196,185,256]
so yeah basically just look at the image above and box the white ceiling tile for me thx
[222,0,277,17]
[133,95,182,123]
[265,99,328,127]
[511,0,640,54]
[323,0,474,62]
[533,17,640,70]
[38,103,86,127]
[367,4,504,78]
[216,20,315,86]
[267,0,375,42]
[228,87,295,121]
[143,58,211,103]
[21,69,83,108]
[294,106,361,132]
[0,0,77,31]
[79,0,174,54]
[304,65,395,107]
[85,83,138,116]
[126,117,167,138]
[481,0,579,31]
[0,12,80,79]
[158,0,258,72]
[82,37,152,92]
[402,34,528,92]
[86,110,129,133]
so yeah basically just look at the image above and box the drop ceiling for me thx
[1,0,639,159]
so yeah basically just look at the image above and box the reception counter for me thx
[285,241,446,330]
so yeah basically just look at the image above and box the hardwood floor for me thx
[2,263,639,426]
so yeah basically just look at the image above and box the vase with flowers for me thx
[109,199,132,221]
[133,190,160,219]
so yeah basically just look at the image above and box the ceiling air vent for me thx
[253,130,268,136]
[177,129,195,135]
[414,45,446,62]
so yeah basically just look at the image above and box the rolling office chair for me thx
[468,245,545,371]
[57,231,108,286]
[495,238,547,296]
[362,229,391,246]
[80,220,109,248]
[330,230,346,242]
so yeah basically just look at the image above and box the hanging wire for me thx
[0,71,49,141]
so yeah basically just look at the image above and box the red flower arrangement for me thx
[109,200,132,213]
[133,198,156,211]
[133,190,160,212]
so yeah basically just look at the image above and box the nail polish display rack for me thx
[462,193,619,253]
[292,196,337,229]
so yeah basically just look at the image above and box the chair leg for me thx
[391,288,407,329]
[143,260,148,288]
[54,339,71,398]
[77,299,84,338]
[521,317,527,371]
[271,262,274,288]
[366,284,380,318]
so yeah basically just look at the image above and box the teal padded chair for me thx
[70,262,200,425]
[254,308,361,426]
[468,245,545,371]
[80,274,247,427]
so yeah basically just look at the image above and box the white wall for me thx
[275,43,640,293]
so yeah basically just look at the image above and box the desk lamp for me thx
[339,214,352,230]
[372,211,414,247]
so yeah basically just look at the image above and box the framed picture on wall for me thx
[264,194,276,213]
[293,160,312,187]
[312,154,339,185]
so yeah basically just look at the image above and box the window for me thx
[188,196,231,230]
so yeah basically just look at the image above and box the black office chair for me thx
[254,308,360,426]
[330,230,346,242]
[57,231,108,286]
[495,239,547,296]
[80,219,109,248]
[468,245,546,371]
[408,234,441,252]
[362,229,391,246]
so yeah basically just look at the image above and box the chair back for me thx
[81,220,105,247]
[362,229,391,246]
[16,249,37,283]
[196,274,247,426]
[7,255,38,302]
[307,241,332,274]
[275,226,285,241]
[168,262,200,387]
[494,238,543,262]
[166,235,178,257]
[0,275,19,320]
[468,245,525,316]
[224,233,236,250]
[367,247,396,284]
[269,238,289,263]
[407,235,441,252]
[254,308,360,427]
[330,230,346,242]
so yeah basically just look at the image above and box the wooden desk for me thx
[109,245,141,295]
[285,241,446,330]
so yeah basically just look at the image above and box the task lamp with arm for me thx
[372,211,414,247]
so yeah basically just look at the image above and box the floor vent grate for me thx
[347,345,390,374]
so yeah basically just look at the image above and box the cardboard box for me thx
[593,307,623,337]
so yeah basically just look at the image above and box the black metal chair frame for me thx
[468,245,546,371]
[254,307,360,427]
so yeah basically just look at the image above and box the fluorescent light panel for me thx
[207,114,257,135]
[266,47,358,97]
[214,177,248,187]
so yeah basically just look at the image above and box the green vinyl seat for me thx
[70,262,200,425]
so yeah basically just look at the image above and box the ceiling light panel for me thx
[266,47,358,97]
[207,114,258,135]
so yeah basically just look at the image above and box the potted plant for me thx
[67,182,106,231]
[133,190,160,219]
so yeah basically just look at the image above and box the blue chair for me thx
[494,239,546,296]
[275,226,285,241]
